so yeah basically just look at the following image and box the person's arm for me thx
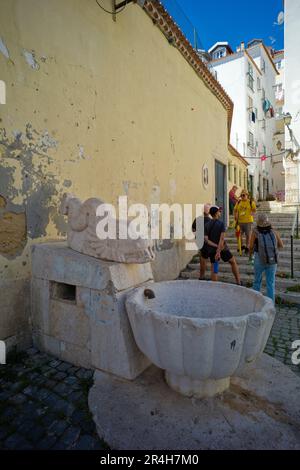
[234,204,238,222]
[274,230,284,249]
[251,201,256,215]
[204,236,218,249]
[216,232,225,259]
[249,230,256,256]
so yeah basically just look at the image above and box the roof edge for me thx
[140,0,234,138]
[228,144,249,166]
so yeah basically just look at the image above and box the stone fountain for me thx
[31,193,300,450]
[125,281,275,398]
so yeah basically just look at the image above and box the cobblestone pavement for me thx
[0,348,108,450]
[265,303,300,376]
[0,306,300,450]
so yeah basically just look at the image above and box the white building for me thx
[272,49,286,201]
[284,0,300,204]
[209,40,279,201]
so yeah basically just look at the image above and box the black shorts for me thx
[208,248,233,264]
[200,245,210,259]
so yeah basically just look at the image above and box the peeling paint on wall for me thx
[0,210,27,256]
[0,125,66,253]
[23,49,40,70]
[0,37,9,59]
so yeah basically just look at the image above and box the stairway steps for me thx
[180,270,300,289]
[187,263,300,277]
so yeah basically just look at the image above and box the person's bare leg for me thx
[211,264,218,282]
[229,257,241,284]
[199,257,206,279]
[246,225,252,250]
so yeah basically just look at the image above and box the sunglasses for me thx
[241,194,247,197]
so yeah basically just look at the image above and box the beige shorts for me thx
[239,223,252,237]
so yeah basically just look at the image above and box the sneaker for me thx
[237,281,243,286]
[244,247,249,255]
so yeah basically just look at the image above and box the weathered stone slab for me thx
[89,354,300,450]
[60,341,91,370]
[90,290,151,380]
[33,333,61,358]
[49,300,90,349]
[31,242,152,379]
[31,243,111,291]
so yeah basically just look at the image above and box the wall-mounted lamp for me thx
[283,112,292,128]
[283,112,300,161]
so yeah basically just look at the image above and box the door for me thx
[249,175,254,197]
[215,160,226,224]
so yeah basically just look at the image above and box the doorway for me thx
[215,160,226,224]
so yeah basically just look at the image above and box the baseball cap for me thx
[209,206,221,217]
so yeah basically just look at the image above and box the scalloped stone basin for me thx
[125,281,276,398]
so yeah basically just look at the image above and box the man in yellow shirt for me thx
[234,191,256,255]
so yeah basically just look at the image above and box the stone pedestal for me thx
[89,354,300,450]
[165,372,230,398]
[31,242,152,379]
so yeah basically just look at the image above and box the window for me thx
[228,162,232,182]
[275,83,284,101]
[213,48,225,60]
[247,62,254,91]
[248,96,254,122]
[239,170,242,187]
[234,166,237,184]
[276,106,283,118]
[257,77,261,90]
[262,87,266,100]
[262,118,266,130]
[261,59,266,73]
[248,131,254,149]
[276,60,282,70]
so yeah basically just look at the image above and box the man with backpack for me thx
[249,213,284,303]
[234,191,256,255]
[204,206,241,285]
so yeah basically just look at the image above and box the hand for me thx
[215,251,221,261]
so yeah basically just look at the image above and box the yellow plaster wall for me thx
[228,152,248,196]
[0,0,228,342]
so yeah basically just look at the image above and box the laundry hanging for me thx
[263,99,271,113]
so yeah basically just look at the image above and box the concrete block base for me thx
[31,242,152,379]
[89,354,300,450]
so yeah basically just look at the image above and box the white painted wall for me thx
[211,47,277,200]
[285,0,300,203]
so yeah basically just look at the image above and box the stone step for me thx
[225,235,300,242]
[228,223,293,230]
[187,263,300,278]
[191,257,300,269]
[180,269,300,290]
[195,247,300,260]
[180,276,300,306]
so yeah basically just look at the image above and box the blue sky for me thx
[161,0,284,52]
